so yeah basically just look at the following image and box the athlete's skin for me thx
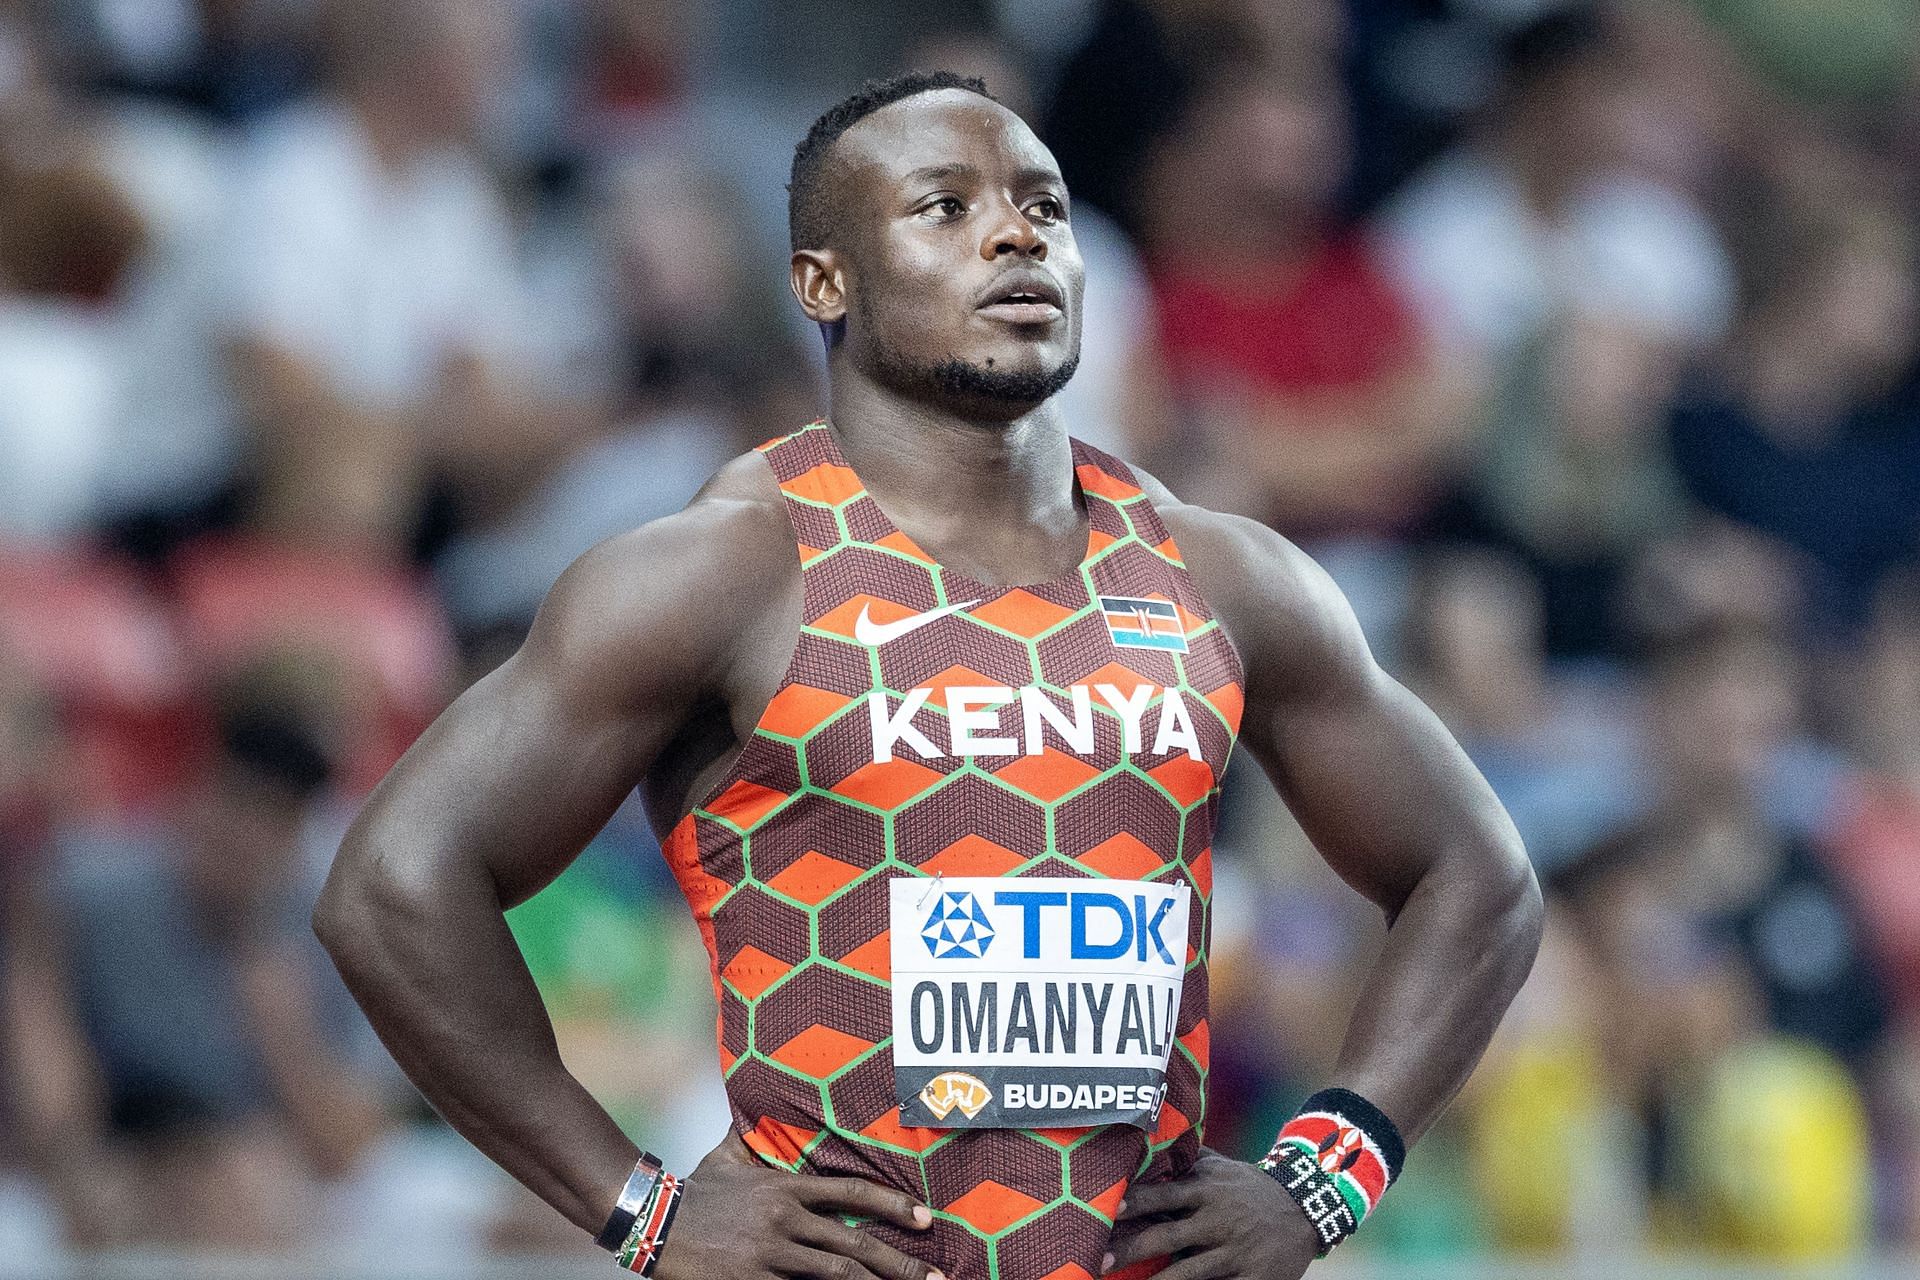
[316,89,1542,1280]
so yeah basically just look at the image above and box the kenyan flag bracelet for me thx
[1256,1088,1407,1256]
[614,1171,684,1276]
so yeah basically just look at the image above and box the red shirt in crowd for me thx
[1153,232,1423,407]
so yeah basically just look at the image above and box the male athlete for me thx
[316,73,1542,1280]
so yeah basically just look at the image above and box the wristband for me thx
[614,1171,683,1276]
[596,1152,666,1252]
[1257,1087,1405,1256]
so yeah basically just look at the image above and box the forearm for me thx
[314,849,639,1233]
[1325,847,1543,1145]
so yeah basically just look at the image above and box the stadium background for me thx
[2,0,1918,1274]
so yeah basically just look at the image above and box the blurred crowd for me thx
[1,0,1918,1268]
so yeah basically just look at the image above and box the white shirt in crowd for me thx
[106,101,532,516]
[1378,150,1735,354]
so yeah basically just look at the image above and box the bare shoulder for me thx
[519,448,796,709]
[1128,465,1375,701]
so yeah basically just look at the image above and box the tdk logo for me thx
[996,890,1179,964]
[916,889,1180,964]
[922,890,995,959]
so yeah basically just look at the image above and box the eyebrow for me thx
[900,163,975,188]
[899,163,1065,190]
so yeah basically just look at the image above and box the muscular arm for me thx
[312,475,784,1232]
[1165,500,1543,1145]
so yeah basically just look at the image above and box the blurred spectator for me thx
[1043,0,1345,241]
[575,0,693,138]
[1669,192,1920,639]
[1042,0,1210,242]
[112,0,571,557]
[8,678,391,1250]
[1385,6,1737,655]
[169,537,458,791]
[1403,546,1642,873]
[1830,574,1920,1018]
[1135,55,1477,535]
[1550,622,1888,1256]
[77,0,318,125]
[0,545,191,815]
[1618,517,1806,656]
[1558,618,1888,1089]
[434,145,800,649]
[0,154,146,538]
[1380,6,1735,359]
[1461,306,1693,656]
[1828,573,1920,1245]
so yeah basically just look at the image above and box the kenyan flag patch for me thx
[1276,1111,1390,1222]
[1099,595,1188,652]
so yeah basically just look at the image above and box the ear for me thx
[790,249,848,326]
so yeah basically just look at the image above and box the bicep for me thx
[348,657,671,909]
[1232,540,1518,916]
[337,534,722,909]
[1249,665,1513,914]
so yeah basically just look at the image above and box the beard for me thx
[923,350,1081,404]
[860,293,1081,410]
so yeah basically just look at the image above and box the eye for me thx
[1029,196,1066,223]
[922,195,965,218]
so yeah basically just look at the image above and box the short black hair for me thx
[788,70,999,252]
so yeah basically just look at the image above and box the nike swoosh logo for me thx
[854,599,981,645]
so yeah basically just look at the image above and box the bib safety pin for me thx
[916,871,946,909]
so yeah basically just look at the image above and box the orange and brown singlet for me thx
[663,423,1244,1280]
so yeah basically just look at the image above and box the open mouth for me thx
[978,274,1065,324]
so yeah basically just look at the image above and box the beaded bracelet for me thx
[614,1171,683,1276]
[1256,1087,1406,1256]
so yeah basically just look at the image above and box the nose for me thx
[981,196,1045,261]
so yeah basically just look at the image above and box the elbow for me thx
[311,850,365,963]
[310,836,424,969]
[1404,827,1543,971]
[1487,832,1545,975]
[312,831,484,973]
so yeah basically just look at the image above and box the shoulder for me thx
[520,449,795,702]
[1130,466,1377,702]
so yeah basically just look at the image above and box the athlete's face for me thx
[793,91,1085,417]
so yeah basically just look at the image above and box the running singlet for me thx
[663,422,1244,1280]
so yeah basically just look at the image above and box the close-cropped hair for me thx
[787,70,998,252]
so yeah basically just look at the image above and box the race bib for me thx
[889,875,1191,1130]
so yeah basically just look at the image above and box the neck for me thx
[824,372,1083,573]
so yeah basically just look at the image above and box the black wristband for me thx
[1261,1142,1358,1256]
[1256,1087,1406,1256]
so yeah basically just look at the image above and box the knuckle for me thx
[828,1253,859,1280]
